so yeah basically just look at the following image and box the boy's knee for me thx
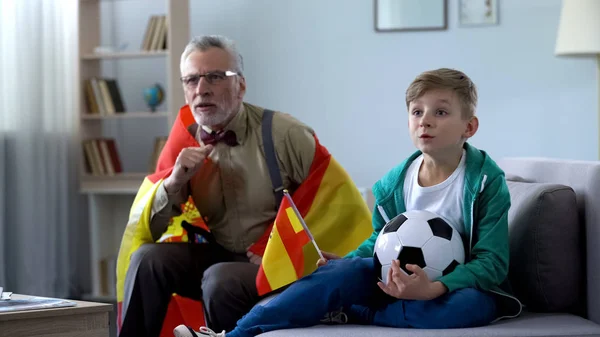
[454,287,494,306]
[328,257,375,281]
[450,287,496,325]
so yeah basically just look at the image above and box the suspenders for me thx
[261,109,284,209]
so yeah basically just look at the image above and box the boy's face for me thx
[407,89,478,156]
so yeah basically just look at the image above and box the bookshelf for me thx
[76,0,190,303]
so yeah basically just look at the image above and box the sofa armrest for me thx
[499,157,600,323]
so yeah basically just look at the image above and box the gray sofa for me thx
[258,157,600,337]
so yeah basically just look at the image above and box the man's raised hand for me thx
[164,145,213,193]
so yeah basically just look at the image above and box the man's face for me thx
[407,89,477,155]
[180,47,246,128]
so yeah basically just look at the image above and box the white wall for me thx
[102,0,598,188]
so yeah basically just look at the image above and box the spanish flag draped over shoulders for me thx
[116,104,372,334]
[255,136,373,295]
[115,104,208,333]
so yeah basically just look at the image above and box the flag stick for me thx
[283,190,325,261]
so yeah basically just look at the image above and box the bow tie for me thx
[200,127,238,146]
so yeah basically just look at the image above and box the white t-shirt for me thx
[402,150,467,236]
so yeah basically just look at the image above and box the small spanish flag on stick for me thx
[255,190,326,296]
[283,190,326,262]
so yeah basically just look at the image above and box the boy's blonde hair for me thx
[405,68,478,119]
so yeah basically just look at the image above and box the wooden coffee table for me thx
[0,294,113,337]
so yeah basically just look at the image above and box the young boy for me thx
[174,68,522,337]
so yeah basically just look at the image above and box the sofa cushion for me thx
[505,180,583,313]
[258,312,600,337]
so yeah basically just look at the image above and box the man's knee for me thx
[201,263,259,331]
[202,263,229,296]
[130,244,169,275]
[202,262,256,298]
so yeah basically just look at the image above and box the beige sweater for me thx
[150,102,316,253]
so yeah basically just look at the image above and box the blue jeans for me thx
[226,257,496,337]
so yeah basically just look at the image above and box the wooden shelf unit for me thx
[76,0,190,302]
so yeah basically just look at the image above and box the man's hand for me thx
[316,251,341,267]
[247,251,262,265]
[377,260,447,301]
[164,145,213,193]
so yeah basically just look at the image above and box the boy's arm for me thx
[438,174,510,292]
[345,202,386,258]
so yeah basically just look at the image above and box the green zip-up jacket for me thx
[347,143,522,319]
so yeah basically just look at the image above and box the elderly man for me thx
[116,34,371,337]
[117,35,318,337]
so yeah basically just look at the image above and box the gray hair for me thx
[180,35,244,76]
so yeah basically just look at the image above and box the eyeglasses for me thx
[180,70,238,89]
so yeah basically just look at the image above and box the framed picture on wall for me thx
[374,0,447,32]
[459,0,499,26]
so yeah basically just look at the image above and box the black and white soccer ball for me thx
[373,210,465,284]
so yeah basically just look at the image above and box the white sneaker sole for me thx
[173,324,196,337]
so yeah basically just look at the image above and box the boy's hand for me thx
[316,251,341,267]
[377,260,447,301]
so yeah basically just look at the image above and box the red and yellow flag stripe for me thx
[255,137,373,295]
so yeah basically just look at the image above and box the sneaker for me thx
[320,308,348,324]
[173,325,226,337]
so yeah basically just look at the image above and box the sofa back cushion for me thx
[506,179,584,313]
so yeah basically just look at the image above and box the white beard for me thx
[192,90,239,127]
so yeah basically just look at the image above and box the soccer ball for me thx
[373,210,465,284]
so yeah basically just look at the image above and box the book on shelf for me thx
[84,77,126,115]
[83,138,123,176]
[149,136,168,173]
[141,15,168,51]
[0,295,77,313]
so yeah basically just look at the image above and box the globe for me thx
[143,83,164,112]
